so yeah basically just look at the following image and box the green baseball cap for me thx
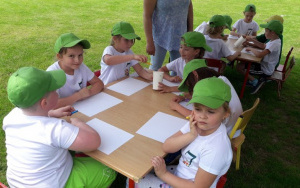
[188,77,231,109]
[181,32,212,52]
[223,15,233,31]
[260,20,283,35]
[54,33,90,53]
[7,67,66,108]
[178,59,207,92]
[209,15,229,29]
[111,21,141,40]
[244,4,256,13]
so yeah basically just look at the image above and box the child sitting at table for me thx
[229,4,259,38]
[170,59,243,138]
[132,77,233,188]
[99,21,152,85]
[157,31,212,93]
[236,20,283,94]
[47,33,104,108]
[3,67,116,188]
[204,15,241,73]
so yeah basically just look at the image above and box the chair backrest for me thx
[277,47,293,72]
[229,98,260,139]
[87,70,101,86]
[204,58,223,74]
[282,56,295,81]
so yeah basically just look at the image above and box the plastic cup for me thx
[234,36,246,48]
[152,71,164,90]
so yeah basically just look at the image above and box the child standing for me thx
[230,4,259,38]
[99,21,152,85]
[204,15,241,73]
[135,77,233,187]
[157,31,212,93]
[3,67,116,187]
[47,33,104,108]
[237,20,283,94]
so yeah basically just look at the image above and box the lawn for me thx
[1,0,300,187]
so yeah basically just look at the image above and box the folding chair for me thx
[268,54,295,97]
[87,70,101,86]
[229,98,260,170]
[204,58,225,74]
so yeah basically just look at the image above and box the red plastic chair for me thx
[0,182,8,188]
[204,58,225,74]
[87,70,101,86]
[216,173,227,188]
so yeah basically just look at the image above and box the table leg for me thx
[128,179,135,188]
[240,62,252,98]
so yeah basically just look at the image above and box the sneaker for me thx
[251,80,265,94]
[246,79,258,87]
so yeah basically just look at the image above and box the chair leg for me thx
[277,81,282,97]
[236,145,241,170]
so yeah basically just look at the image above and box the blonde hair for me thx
[207,25,225,35]
[110,35,122,46]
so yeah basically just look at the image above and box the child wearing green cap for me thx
[135,77,233,188]
[229,4,259,38]
[99,21,152,85]
[156,31,212,93]
[204,15,241,73]
[237,20,283,94]
[3,67,116,187]
[47,33,104,108]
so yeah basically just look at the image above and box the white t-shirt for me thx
[175,122,232,188]
[3,108,79,188]
[219,76,243,138]
[47,62,94,98]
[204,35,233,59]
[229,19,259,38]
[99,46,139,85]
[166,57,186,78]
[261,39,281,76]
[194,21,209,35]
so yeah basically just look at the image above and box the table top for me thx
[71,78,184,182]
[226,38,262,63]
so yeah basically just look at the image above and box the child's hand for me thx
[189,111,198,138]
[169,76,182,83]
[70,117,85,126]
[158,83,172,93]
[78,88,90,100]
[48,105,75,118]
[133,54,148,63]
[152,156,167,178]
[172,95,185,103]
[169,100,180,111]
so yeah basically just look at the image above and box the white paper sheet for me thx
[73,92,123,117]
[151,79,181,95]
[86,118,134,155]
[136,112,188,143]
[107,77,151,96]
[241,48,262,56]
[179,100,194,111]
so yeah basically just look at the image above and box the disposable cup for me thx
[152,71,164,90]
[234,36,246,48]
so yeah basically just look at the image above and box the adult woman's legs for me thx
[149,43,168,71]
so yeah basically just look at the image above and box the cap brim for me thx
[48,69,66,91]
[260,23,268,29]
[65,39,91,49]
[204,44,212,52]
[178,79,189,92]
[121,33,141,40]
[188,95,224,109]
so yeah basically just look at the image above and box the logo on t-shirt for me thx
[182,150,196,167]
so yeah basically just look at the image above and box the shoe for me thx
[246,79,258,87]
[251,80,265,94]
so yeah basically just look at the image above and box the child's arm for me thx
[158,83,179,93]
[48,105,75,118]
[55,88,90,109]
[87,75,104,96]
[132,63,153,81]
[158,66,182,82]
[245,36,266,49]
[246,48,270,58]
[68,118,101,152]
[169,99,192,117]
[103,54,147,65]
[226,50,241,62]
[230,28,241,37]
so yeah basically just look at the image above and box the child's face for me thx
[57,44,84,73]
[192,104,229,135]
[114,36,135,52]
[243,12,256,23]
[179,44,200,62]
[264,28,275,39]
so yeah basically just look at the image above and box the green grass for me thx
[1,0,300,187]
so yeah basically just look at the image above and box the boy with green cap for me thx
[47,33,104,109]
[237,20,283,94]
[99,21,152,85]
[229,4,259,38]
[204,15,241,73]
[3,67,116,187]
[157,31,212,93]
[135,77,232,188]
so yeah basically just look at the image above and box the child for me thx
[172,59,243,138]
[47,33,104,108]
[157,31,212,93]
[135,77,233,187]
[229,4,259,38]
[236,20,283,94]
[99,21,152,85]
[3,67,116,187]
[204,15,241,73]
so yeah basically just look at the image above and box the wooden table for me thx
[71,77,184,187]
[225,38,262,98]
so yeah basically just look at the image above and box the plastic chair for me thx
[87,70,101,86]
[204,58,225,74]
[268,55,295,97]
[229,98,260,170]
[216,173,227,188]
[0,182,8,188]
